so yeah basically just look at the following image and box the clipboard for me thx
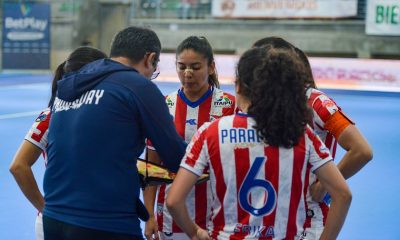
[137,158,209,187]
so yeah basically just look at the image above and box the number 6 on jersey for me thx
[238,157,277,216]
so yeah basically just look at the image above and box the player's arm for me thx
[9,140,45,212]
[167,167,209,240]
[311,111,373,202]
[335,123,373,179]
[314,161,352,240]
[143,148,162,240]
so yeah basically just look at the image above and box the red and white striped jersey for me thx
[306,88,341,159]
[24,108,50,165]
[155,87,236,233]
[304,88,349,231]
[181,113,332,240]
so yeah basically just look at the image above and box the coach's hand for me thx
[145,216,159,240]
[310,181,327,202]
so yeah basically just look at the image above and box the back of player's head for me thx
[110,26,161,65]
[252,36,295,50]
[176,36,219,88]
[236,45,311,148]
[252,36,316,89]
[293,47,316,88]
[49,46,107,107]
[64,46,107,73]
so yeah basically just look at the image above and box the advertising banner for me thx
[366,0,400,36]
[157,54,400,92]
[308,57,400,92]
[2,2,51,70]
[211,0,358,18]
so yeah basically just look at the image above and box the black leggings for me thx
[43,215,143,240]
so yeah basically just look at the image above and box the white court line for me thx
[0,110,42,120]
[0,82,50,90]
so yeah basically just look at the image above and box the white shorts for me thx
[35,213,44,240]
[159,231,189,240]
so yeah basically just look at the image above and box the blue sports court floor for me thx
[1,74,400,239]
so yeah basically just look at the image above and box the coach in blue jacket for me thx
[42,26,186,240]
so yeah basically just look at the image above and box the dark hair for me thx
[294,47,316,88]
[48,46,107,107]
[236,46,311,148]
[253,36,295,51]
[176,36,219,88]
[252,37,316,89]
[110,26,161,65]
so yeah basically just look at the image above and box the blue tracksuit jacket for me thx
[43,58,186,236]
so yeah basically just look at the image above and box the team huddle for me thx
[10,26,372,240]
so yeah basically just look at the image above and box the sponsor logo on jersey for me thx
[234,224,275,238]
[318,95,337,110]
[321,99,335,108]
[186,119,197,125]
[166,96,174,107]
[35,112,47,122]
[214,95,233,107]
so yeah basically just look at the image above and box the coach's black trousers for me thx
[43,215,143,240]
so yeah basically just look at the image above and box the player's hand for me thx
[310,181,327,202]
[144,216,159,240]
[191,227,210,240]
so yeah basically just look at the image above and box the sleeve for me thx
[180,122,211,177]
[305,126,333,173]
[311,93,341,126]
[24,109,50,151]
[311,91,354,138]
[132,81,187,173]
[146,94,169,151]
